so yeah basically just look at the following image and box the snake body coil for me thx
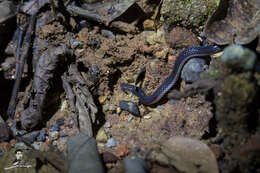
[121,45,221,105]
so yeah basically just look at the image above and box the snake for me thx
[120,45,221,105]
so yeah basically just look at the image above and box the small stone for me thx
[143,19,155,30]
[31,143,41,150]
[98,95,107,104]
[154,48,169,59]
[72,40,80,48]
[96,128,110,143]
[103,122,111,128]
[67,120,74,128]
[169,99,177,104]
[103,104,117,113]
[106,138,117,148]
[123,158,148,173]
[50,125,60,132]
[49,131,59,141]
[56,119,65,126]
[156,105,164,110]
[15,142,29,150]
[167,27,200,48]
[115,144,129,157]
[59,133,68,137]
[143,115,152,119]
[146,29,165,45]
[181,58,206,82]
[21,131,40,143]
[119,100,140,116]
[101,30,115,39]
[132,146,140,153]
[159,137,218,173]
[37,129,47,142]
[116,107,121,114]
[221,45,256,71]
[102,151,119,163]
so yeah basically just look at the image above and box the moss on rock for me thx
[160,0,218,30]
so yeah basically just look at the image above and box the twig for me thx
[7,14,37,119]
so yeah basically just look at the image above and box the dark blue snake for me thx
[120,45,221,105]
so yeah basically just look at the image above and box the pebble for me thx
[59,133,68,137]
[96,128,110,143]
[68,120,74,128]
[156,105,164,110]
[101,29,115,39]
[115,144,129,157]
[119,100,140,116]
[49,131,59,141]
[32,143,41,150]
[103,122,111,128]
[37,129,47,142]
[123,158,148,173]
[169,99,177,104]
[50,125,60,132]
[56,119,65,126]
[21,131,40,143]
[131,146,140,153]
[106,138,117,148]
[72,40,80,48]
[15,142,28,150]
[220,44,256,71]
[181,58,206,82]
[103,104,117,113]
[143,115,152,119]
[102,151,119,163]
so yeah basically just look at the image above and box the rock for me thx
[150,137,219,173]
[21,131,40,143]
[31,143,41,150]
[56,119,65,126]
[220,45,256,71]
[59,133,68,137]
[181,58,207,82]
[50,125,61,132]
[67,133,105,173]
[101,30,115,39]
[96,128,110,143]
[119,100,140,116]
[0,1,16,23]
[167,27,200,48]
[0,123,10,142]
[160,0,218,30]
[204,0,260,46]
[49,131,59,141]
[143,19,155,30]
[131,146,140,153]
[145,29,166,45]
[123,157,148,173]
[15,142,29,150]
[102,151,119,163]
[106,138,117,148]
[36,130,47,142]
[115,144,129,157]
[209,144,225,160]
